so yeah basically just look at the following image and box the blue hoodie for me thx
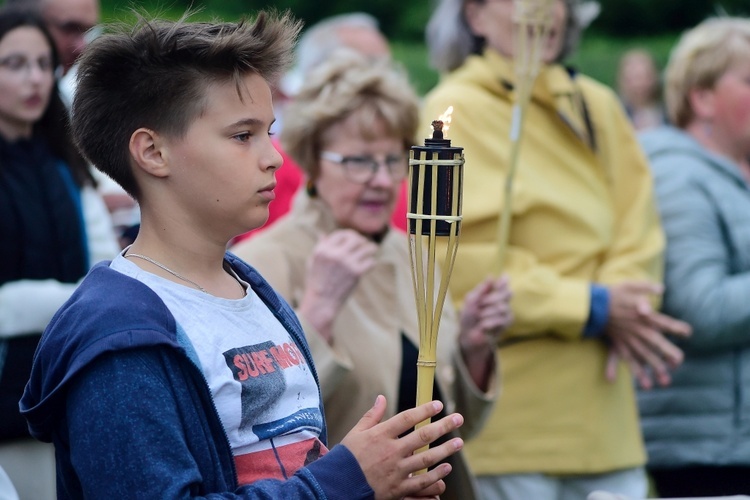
[20,254,373,499]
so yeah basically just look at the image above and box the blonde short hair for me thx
[280,50,419,180]
[665,17,750,128]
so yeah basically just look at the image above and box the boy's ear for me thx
[129,128,170,178]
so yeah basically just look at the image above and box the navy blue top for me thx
[21,253,373,499]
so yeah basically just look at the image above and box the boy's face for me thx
[162,73,282,238]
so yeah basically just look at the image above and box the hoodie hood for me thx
[20,262,180,441]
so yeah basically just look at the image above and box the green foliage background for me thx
[99,1,744,95]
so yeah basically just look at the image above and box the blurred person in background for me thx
[637,17,750,498]
[231,51,513,500]
[0,6,117,499]
[617,49,667,131]
[8,0,140,247]
[422,0,691,498]
[6,0,100,101]
[234,12,405,243]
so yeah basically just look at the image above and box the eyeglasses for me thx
[0,54,54,77]
[320,151,408,184]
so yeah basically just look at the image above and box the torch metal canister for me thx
[408,124,463,236]
[407,120,464,471]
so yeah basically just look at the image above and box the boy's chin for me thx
[231,211,269,238]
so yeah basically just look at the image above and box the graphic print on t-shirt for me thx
[223,340,314,433]
[223,340,326,483]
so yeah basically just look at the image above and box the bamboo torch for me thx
[408,108,463,473]
[496,0,557,267]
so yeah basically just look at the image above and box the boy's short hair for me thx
[71,11,301,199]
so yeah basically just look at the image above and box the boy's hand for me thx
[340,395,464,500]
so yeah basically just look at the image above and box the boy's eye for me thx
[234,132,251,142]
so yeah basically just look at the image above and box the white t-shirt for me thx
[110,254,327,484]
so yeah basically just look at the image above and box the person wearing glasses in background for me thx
[8,0,141,248]
[6,0,100,103]
[0,6,117,498]
[230,51,514,500]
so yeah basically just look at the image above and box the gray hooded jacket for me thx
[638,125,750,467]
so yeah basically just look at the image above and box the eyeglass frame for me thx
[320,150,409,184]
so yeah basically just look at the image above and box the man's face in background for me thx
[42,0,99,73]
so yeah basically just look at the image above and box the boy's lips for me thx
[258,182,276,201]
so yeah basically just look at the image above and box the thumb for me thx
[353,395,387,431]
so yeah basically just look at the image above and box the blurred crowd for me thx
[1,0,750,499]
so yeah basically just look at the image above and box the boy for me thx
[20,12,464,499]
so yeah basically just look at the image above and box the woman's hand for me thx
[604,281,692,389]
[298,229,378,344]
[457,275,513,390]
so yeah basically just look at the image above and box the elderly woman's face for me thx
[315,113,405,236]
[465,0,567,64]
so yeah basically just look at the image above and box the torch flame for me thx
[430,106,454,138]
[438,106,453,136]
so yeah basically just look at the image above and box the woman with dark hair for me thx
[422,0,691,499]
[0,6,117,497]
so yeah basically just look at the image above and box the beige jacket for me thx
[231,192,497,500]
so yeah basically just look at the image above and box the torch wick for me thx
[431,119,444,140]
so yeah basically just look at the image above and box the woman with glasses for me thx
[231,51,512,500]
[0,6,117,497]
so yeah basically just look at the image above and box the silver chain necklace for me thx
[125,252,208,293]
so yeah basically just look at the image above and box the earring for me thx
[306,180,317,197]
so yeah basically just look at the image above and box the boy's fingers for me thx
[404,436,463,474]
[352,395,387,431]
[385,401,444,437]
[404,478,446,499]
[401,464,452,498]
[400,413,463,452]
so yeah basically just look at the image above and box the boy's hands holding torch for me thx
[340,395,464,500]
